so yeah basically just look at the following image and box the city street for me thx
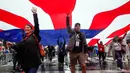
[1,56,130,73]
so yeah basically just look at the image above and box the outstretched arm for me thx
[32,7,41,42]
[66,14,72,33]
[8,41,25,53]
[122,31,127,39]
[96,39,100,45]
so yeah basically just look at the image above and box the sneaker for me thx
[117,67,121,71]
[11,70,15,73]
[121,69,126,72]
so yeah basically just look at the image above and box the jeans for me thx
[115,50,123,69]
[24,68,38,73]
[28,68,38,73]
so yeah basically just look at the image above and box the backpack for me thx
[67,32,76,51]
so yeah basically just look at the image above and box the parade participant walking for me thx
[57,37,66,67]
[66,14,87,73]
[108,36,125,71]
[8,7,42,73]
[48,45,53,62]
[97,40,105,62]
[126,31,130,61]
[118,34,127,61]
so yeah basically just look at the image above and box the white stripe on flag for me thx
[94,14,130,39]
[0,21,19,30]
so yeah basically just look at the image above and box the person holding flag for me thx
[8,7,42,73]
[66,14,87,73]
[96,40,105,62]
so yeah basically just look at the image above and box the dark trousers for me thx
[24,68,38,73]
[58,53,64,63]
[48,53,53,61]
[13,58,17,70]
[13,58,22,71]
[98,51,105,61]
[13,55,19,70]
[115,50,123,69]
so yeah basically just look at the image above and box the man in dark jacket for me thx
[66,14,87,73]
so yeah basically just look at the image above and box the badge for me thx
[76,41,80,47]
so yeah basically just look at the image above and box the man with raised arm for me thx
[66,14,87,73]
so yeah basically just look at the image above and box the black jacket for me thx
[66,16,88,53]
[12,14,41,69]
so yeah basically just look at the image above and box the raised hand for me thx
[67,13,71,17]
[31,7,37,14]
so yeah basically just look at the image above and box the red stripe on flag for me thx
[0,9,32,29]
[107,24,130,38]
[105,39,112,45]
[30,0,76,29]
[88,39,100,46]
[50,14,72,29]
[0,29,3,32]
[89,1,130,30]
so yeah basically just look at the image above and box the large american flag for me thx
[0,0,130,46]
